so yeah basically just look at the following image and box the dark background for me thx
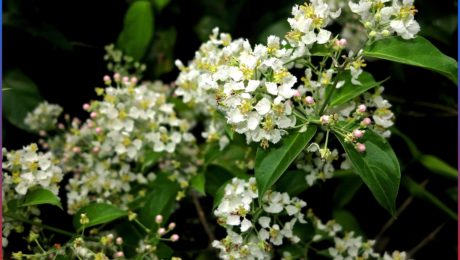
[3,0,458,259]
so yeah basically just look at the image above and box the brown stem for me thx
[191,191,215,244]
[408,223,445,258]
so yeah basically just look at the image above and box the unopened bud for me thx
[95,127,102,134]
[116,237,123,245]
[155,215,163,224]
[90,112,97,118]
[171,234,179,242]
[305,96,315,105]
[83,103,90,111]
[158,228,166,235]
[357,104,367,113]
[320,115,330,125]
[73,147,81,153]
[353,129,364,138]
[168,222,176,230]
[114,251,124,258]
[113,73,121,82]
[356,143,366,153]
[103,75,111,85]
[361,117,372,126]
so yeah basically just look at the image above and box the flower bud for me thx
[357,104,367,113]
[114,251,124,258]
[168,222,176,229]
[356,143,366,153]
[58,123,65,130]
[116,237,123,245]
[171,234,179,242]
[158,228,166,235]
[83,103,90,111]
[73,147,81,153]
[90,112,97,118]
[320,115,330,125]
[113,73,121,82]
[130,77,138,85]
[305,96,315,105]
[155,215,163,224]
[361,117,372,126]
[103,75,111,85]
[353,129,364,138]
[95,127,102,134]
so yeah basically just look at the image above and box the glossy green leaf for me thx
[332,209,365,237]
[152,0,170,11]
[330,72,388,106]
[141,150,163,172]
[117,1,154,60]
[274,170,308,196]
[333,176,363,208]
[146,27,177,78]
[402,176,457,220]
[190,173,206,195]
[139,175,179,228]
[363,36,458,84]
[73,203,128,231]
[3,69,43,131]
[255,125,317,200]
[205,165,234,196]
[419,155,457,180]
[335,129,400,215]
[213,179,232,209]
[21,188,62,209]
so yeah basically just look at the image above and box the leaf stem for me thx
[4,213,75,237]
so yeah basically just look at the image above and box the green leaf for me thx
[21,188,62,209]
[332,209,365,237]
[363,36,458,84]
[255,126,317,200]
[116,1,154,61]
[73,203,128,231]
[257,20,290,44]
[152,0,170,11]
[156,242,173,258]
[330,72,388,106]
[190,173,206,195]
[274,170,308,196]
[205,165,234,196]
[3,69,43,131]
[333,176,363,208]
[139,175,179,228]
[334,129,400,215]
[146,27,177,78]
[402,176,457,220]
[213,179,232,209]
[419,155,458,180]
[141,150,163,172]
[209,144,248,178]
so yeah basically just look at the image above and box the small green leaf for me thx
[156,242,173,258]
[205,165,234,196]
[21,188,62,209]
[117,1,154,60]
[333,176,363,208]
[363,36,458,84]
[332,209,365,237]
[139,175,179,228]
[213,179,232,209]
[73,203,128,231]
[3,69,43,131]
[330,72,388,106]
[335,129,400,215]
[402,176,457,220]
[141,150,163,172]
[274,170,308,196]
[152,0,170,11]
[255,126,317,200]
[419,155,458,180]
[190,173,206,195]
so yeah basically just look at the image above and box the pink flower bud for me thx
[305,96,315,105]
[353,129,364,138]
[95,127,102,134]
[320,115,330,125]
[168,222,176,229]
[83,103,90,111]
[130,77,138,85]
[158,228,166,235]
[171,234,179,242]
[114,73,121,82]
[116,237,123,245]
[122,76,129,84]
[90,112,97,118]
[87,121,94,128]
[103,75,111,85]
[293,90,301,97]
[58,123,65,130]
[107,234,114,241]
[361,118,372,126]
[42,143,49,149]
[356,143,366,153]
[155,215,163,224]
[339,38,347,46]
[357,104,367,113]
[39,130,47,137]
[114,251,124,258]
[73,147,81,153]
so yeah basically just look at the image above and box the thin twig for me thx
[191,191,215,244]
[407,223,445,259]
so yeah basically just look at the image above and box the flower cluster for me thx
[308,210,410,260]
[213,178,307,259]
[24,102,63,132]
[349,0,420,40]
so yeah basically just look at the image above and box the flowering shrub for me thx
[2,0,457,259]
